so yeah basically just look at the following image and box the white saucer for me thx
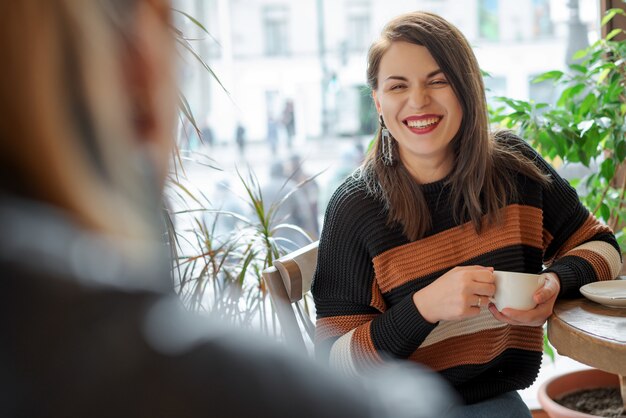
[580,280,626,308]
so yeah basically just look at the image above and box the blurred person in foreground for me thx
[312,11,622,418]
[0,1,457,417]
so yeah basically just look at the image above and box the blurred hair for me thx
[0,0,164,244]
[361,12,549,240]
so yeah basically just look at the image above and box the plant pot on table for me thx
[538,368,623,418]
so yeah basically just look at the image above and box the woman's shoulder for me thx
[324,172,387,224]
[328,172,376,206]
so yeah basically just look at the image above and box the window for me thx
[532,0,553,38]
[263,6,289,56]
[346,1,371,52]
[479,0,499,41]
[484,74,507,107]
[528,75,556,106]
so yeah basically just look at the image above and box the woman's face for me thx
[373,41,462,181]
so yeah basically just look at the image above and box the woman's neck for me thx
[401,153,453,185]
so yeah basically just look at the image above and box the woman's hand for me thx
[488,272,561,327]
[413,266,495,323]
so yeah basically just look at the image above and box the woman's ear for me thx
[372,90,382,114]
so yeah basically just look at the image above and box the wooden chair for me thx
[262,241,318,353]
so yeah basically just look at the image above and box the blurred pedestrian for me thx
[201,124,215,148]
[287,154,320,238]
[235,122,246,155]
[204,180,245,243]
[282,99,295,148]
[262,161,313,252]
[267,116,279,154]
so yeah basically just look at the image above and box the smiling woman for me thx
[372,41,463,183]
[312,10,623,418]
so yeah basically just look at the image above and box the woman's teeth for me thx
[407,118,439,128]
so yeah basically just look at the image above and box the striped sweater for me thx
[312,141,622,404]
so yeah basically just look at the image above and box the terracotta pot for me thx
[537,368,620,418]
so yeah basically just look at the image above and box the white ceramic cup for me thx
[490,271,546,311]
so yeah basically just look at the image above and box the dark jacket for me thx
[0,197,454,418]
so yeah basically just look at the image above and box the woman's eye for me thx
[390,84,406,91]
[430,79,448,86]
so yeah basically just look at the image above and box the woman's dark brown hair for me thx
[360,11,550,240]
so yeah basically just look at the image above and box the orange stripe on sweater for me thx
[408,325,543,371]
[552,214,612,261]
[315,314,377,344]
[373,205,544,293]
[543,228,554,251]
[351,322,383,369]
[567,248,612,280]
[370,278,387,312]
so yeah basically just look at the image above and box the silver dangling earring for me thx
[379,115,396,167]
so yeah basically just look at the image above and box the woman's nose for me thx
[408,86,430,109]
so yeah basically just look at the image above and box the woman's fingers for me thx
[491,291,557,327]
[534,273,560,304]
[414,265,496,322]
[474,282,496,298]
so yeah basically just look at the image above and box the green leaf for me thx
[579,94,597,116]
[495,97,532,113]
[616,140,626,162]
[606,81,624,102]
[597,68,611,84]
[601,8,626,27]
[600,158,616,181]
[606,28,623,41]
[569,64,588,74]
[537,130,553,151]
[557,84,586,107]
[600,203,611,222]
[546,130,568,157]
[572,48,589,61]
[532,70,564,84]
[176,38,232,98]
[173,9,210,36]
[543,333,555,362]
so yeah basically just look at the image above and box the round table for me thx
[548,297,626,408]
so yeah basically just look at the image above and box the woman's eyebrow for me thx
[383,75,408,82]
[383,69,443,83]
[427,69,443,77]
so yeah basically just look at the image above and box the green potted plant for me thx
[491,7,626,263]
[164,11,316,333]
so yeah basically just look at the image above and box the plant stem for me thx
[592,182,612,216]
[609,175,626,231]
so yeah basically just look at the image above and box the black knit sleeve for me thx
[312,177,436,372]
[511,136,622,296]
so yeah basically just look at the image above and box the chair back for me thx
[262,241,318,353]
